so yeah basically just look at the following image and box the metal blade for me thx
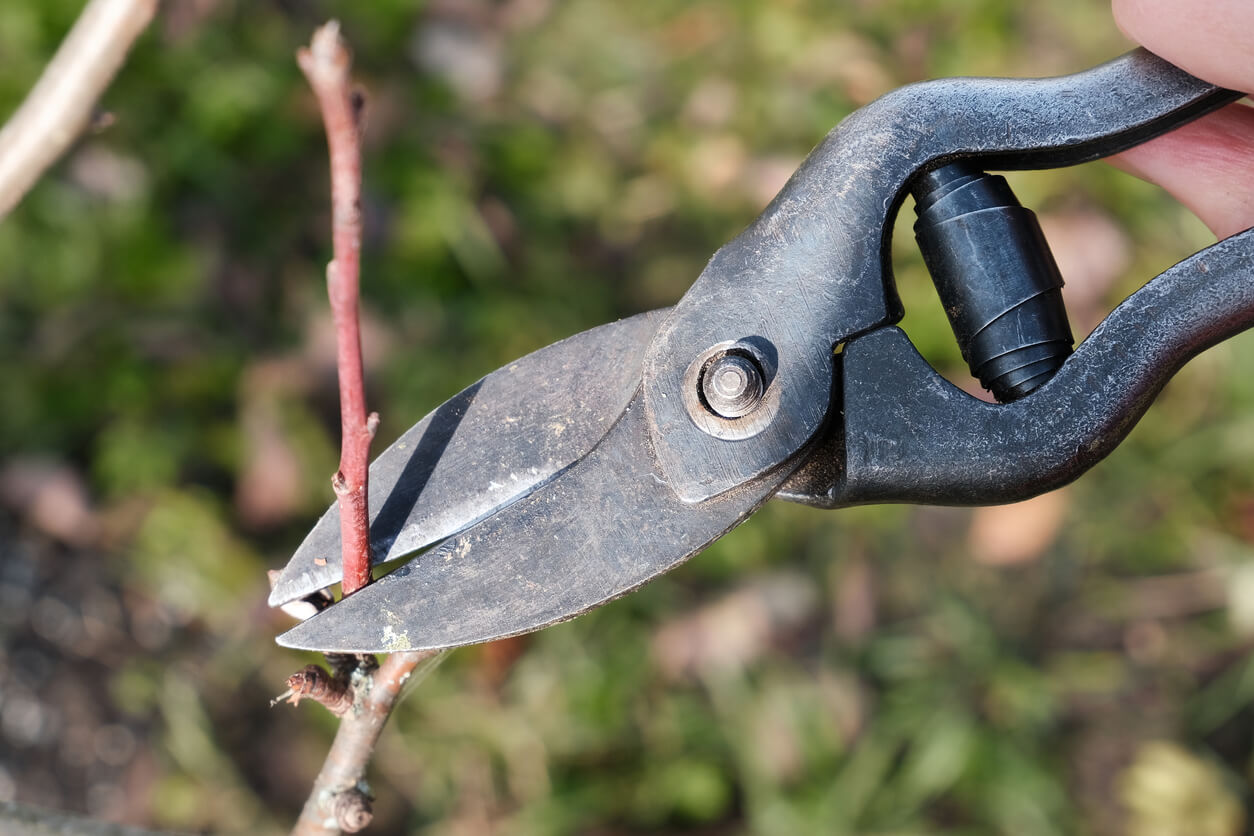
[268,310,666,607]
[276,396,799,653]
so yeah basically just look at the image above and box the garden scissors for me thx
[269,49,1254,653]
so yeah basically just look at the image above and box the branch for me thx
[297,20,376,597]
[291,650,441,834]
[0,0,158,220]
[288,23,441,836]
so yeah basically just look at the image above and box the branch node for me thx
[366,412,380,438]
[328,652,366,679]
[283,664,353,717]
[350,88,368,133]
[88,107,116,133]
[333,787,373,833]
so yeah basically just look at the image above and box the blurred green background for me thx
[3,0,1254,833]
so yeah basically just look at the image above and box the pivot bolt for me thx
[700,352,764,418]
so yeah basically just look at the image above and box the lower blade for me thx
[269,310,665,607]
[276,396,797,653]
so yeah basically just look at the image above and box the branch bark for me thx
[291,650,441,834]
[297,20,376,597]
[288,22,440,836]
[0,0,157,220]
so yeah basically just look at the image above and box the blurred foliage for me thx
[1,0,1253,833]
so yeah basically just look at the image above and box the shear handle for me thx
[779,227,1254,508]
[644,49,1241,504]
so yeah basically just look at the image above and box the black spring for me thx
[912,162,1074,402]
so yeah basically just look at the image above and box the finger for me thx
[1110,103,1254,240]
[1112,0,1254,93]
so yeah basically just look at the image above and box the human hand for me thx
[1110,0,1254,239]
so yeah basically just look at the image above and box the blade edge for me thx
[268,310,666,607]
[276,398,797,653]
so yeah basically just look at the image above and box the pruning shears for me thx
[269,49,1254,653]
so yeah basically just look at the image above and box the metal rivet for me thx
[700,352,764,418]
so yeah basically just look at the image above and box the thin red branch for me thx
[0,0,157,220]
[291,650,440,835]
[297,21,376,597]
[289,22,443,836]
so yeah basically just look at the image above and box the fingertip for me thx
[1111,103,1254,240]
[1109,0,1142,43]
[1108,0,1254,93]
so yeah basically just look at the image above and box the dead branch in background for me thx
[288,22,440,836]
[0,0,158,220]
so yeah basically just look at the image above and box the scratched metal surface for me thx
[642,49,1239,503]
[277,398,799,652]
[779,227,1254,506]
[269,310,665,606]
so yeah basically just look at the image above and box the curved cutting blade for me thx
[276,396,799,653]
[269,310,666,608]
